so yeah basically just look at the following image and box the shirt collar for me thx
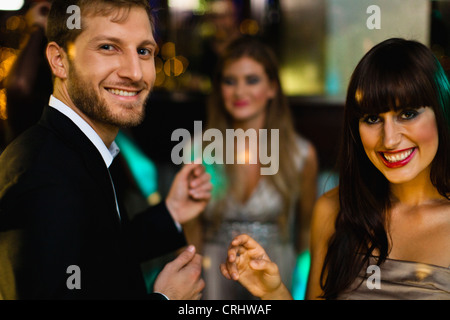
[48,95,120,168]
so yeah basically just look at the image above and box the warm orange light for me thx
[67,42,77,60]
[6,16,22,31]
[164,57,184,77]
[161,42,176,60]
[0,47,18,120]
[176,55,189,73]
[154,70,165,87]
[240,19,259,35]
[155,56,163,73]
[0,89,7,120]
[355,89,363,104]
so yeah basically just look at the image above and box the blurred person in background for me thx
[185,36,318,299]
[2,0,52,147]
[198,0,241,81]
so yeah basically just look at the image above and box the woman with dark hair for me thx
[184,36,318,299]
[220,38,450,300]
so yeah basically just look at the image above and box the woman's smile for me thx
[378,147,417,168]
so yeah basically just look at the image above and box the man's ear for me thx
[46,42,69,79]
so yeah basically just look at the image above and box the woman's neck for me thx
[389,168,444,206]
[232,113,266,132]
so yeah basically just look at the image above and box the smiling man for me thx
[49,1,156,144]
[0,0,209,299]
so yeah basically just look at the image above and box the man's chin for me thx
[113,109,146,128]
[117,117,145,128]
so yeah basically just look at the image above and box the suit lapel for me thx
[38,106,122,226]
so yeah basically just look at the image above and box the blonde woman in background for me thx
[184,36,318,299]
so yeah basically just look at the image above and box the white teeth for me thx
[107,89,138,97]
[382,148,414,163]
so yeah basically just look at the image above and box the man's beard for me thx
[67,60,149,128]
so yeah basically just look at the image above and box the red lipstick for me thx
[378,147,417,168]
[233,100,248,108]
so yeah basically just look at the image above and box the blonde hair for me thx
[206,36,303,235]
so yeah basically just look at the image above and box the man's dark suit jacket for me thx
[0,106,186,299]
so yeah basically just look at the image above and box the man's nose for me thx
[117,51,143,83]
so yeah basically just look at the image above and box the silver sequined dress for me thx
[201,136,311,300]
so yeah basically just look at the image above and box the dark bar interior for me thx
[0,0,449,301]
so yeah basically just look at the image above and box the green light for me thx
[434,58,450,128]
[187,142,228,199]
[115,131,158,198]
[292,250,310,300]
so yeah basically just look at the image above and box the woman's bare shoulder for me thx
[310,187,340,245]
[314,187,340,219]
[307,187,340,299]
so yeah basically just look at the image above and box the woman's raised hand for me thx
[220,234,292,300]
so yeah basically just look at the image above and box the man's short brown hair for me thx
[46,0,154,50]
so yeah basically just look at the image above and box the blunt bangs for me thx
[347,39,439,119]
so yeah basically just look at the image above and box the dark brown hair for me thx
[321,38,450,299]
[46,0,154,50]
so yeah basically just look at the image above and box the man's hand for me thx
[166,163,212,225]
[153,245,205,300]
[220,234,293,300]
